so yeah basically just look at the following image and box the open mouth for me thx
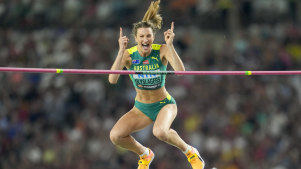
[142,43,150,50]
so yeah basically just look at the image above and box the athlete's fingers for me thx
[164,30,171,35]
[171,22,174,32]
[120,27,123,38]
[164,32,169,39]
[120,35,127,39]
[164,31,174,37]
[123,37,129,42]
[121,36,129,41]
[120,39,127,45]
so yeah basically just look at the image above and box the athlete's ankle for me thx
[182,145,192,154]
[139,147,150,157]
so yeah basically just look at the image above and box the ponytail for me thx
[133,0,162,36]
[142,0,162,30]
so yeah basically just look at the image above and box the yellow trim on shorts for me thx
[166,93,171,100]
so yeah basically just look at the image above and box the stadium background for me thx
[0,0,301,169]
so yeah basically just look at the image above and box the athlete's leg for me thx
[153,104,205,169]
[110,107,153,155]
[152,104,188,151]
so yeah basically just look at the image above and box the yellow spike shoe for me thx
[186,146,205,169]
[138,148,155,169]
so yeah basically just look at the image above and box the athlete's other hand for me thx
[119,27,129,50]
[164,22,175,46]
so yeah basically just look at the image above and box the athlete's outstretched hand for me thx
[164,22,175,46]
[119,27,129,50]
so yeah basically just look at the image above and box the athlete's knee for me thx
[153,127,169,141]
[110,129,122,145]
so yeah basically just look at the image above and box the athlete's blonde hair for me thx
[132,0,162,36]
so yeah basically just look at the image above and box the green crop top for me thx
[127,44,167,90]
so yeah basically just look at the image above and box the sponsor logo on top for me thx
[143,60,149,64]
[151,57,158,61]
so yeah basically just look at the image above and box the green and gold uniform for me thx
[128,44,166,90]
[127,44,176,121]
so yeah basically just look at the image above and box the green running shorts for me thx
[134,94,176,121]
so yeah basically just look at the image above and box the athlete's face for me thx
[135,27,154,56]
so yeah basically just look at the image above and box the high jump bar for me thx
[0,67,301,75]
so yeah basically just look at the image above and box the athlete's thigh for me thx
[153,104,177,130]
[111,107,153,136]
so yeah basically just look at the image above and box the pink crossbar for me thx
[0,67,301,75]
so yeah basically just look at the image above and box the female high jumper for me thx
[109,1,205,168]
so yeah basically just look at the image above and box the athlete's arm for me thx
[109,27,131,84]
[161,22,185,71]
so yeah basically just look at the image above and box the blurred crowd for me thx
[1,0,301,169]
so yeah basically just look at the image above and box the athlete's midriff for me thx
[135,87,168,103]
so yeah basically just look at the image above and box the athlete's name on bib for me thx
[135,77,161,85]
